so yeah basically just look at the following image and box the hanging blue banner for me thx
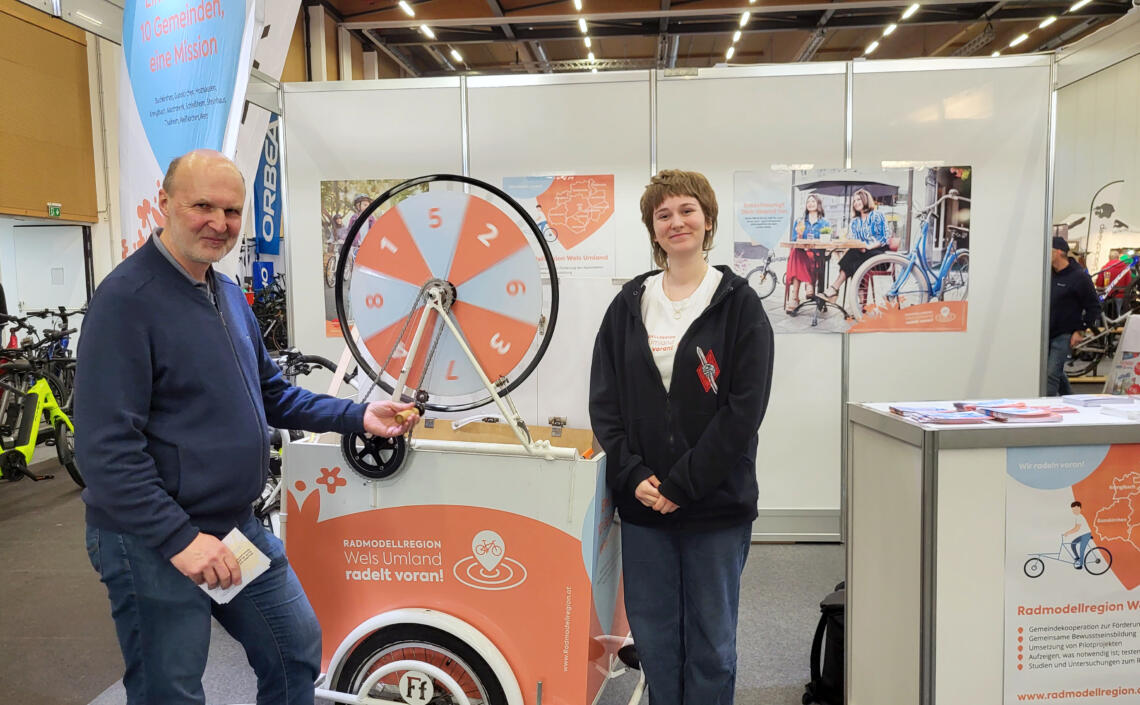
[252,261,274,291]
[119,0,257,258]
[254,117,281,255]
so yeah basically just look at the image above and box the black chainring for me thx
[340,431,407,480]
[1,449,26,482]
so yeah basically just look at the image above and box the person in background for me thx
[346,193,375,243]
[821,187,889,302]
[785,193,829,313]
[590,169,774,705]
[1094,249,1134,318]
[76,149,419,705]
[1047,236,1100,396]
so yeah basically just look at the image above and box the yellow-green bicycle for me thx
[0,361,80,486]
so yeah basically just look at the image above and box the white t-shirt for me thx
[1072,512,1089,535]
[641,267,723,391]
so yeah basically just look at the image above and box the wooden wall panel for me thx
[0,0,96,222]
[350,33,363,80]
[323,8,339,80]
[281,8,307,83]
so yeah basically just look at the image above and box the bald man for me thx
[76,150,418,705]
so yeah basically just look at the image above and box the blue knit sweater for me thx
[76,237,365,558]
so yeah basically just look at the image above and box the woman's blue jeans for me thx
[621,520,752,705]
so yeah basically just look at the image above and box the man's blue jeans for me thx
[621,520,752,705]
[85,514,321,705]
[1070,532,1093,567]
[1046,333,1074,396]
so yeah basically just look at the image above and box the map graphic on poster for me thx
[119,0,258,259]
[1005,444,1140,704]
[320,179,426,337]
[733,166,971,335]
[503,175,615,277]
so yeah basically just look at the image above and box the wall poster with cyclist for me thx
[319,179,426,337]
[733,165,971,334]
[502,175,616,277]
[1004,444,1140,704]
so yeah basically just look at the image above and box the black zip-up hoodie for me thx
[589,265,774,530]
[1049,257,1100,339]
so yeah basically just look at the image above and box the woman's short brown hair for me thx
[640,169,718,269]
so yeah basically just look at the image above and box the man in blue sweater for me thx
[76,149,419,705]
[1047,236,1101,396]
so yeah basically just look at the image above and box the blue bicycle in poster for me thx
[849,191,970,319]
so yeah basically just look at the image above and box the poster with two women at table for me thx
[733,166,972,334]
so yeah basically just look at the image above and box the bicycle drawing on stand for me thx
[847,190,970,320]
[1023,537,1112,578]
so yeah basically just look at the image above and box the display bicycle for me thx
[284,175,634,705]
[0,349,81,486]
[846,190,970,319]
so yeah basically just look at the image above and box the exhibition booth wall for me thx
[281,55,1054,541]
[1054,49,1140,269]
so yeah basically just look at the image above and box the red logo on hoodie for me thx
[696,347,720,393]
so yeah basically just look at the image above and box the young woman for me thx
[822,187,889,301]
[786,193,829,313]
[589,170,774,705]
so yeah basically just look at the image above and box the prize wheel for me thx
[335,175,558,413]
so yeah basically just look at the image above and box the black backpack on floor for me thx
[803,581,845,705]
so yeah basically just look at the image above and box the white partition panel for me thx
[1054,52,1140,232]
[282,79,464,372]
[467,72,652,279]
[849,57,1052,403]
[467,73,652,428]
[658,66,848,536]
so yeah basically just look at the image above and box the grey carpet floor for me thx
[0,460,844,705]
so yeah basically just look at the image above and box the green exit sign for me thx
[47,202,61,218]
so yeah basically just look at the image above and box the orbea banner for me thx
[254,117,281,256]
[119,0,260,260]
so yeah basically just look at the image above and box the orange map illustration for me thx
[1074,446,1140,590]
[536,176,614,250]
[1093,471,1140,552]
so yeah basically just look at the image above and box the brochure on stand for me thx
[863,398,1140,430]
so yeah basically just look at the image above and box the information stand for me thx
[847,400,1140,705]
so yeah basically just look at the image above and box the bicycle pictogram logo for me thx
[474,538,502,557]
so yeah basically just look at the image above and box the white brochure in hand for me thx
[198,527,271,605]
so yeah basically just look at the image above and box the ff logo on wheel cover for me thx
[398,670,434,704]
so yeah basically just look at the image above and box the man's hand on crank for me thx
[364,400,420,437]
[171,533,241,589]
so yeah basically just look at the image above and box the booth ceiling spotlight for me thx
[333,0,1132,72]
